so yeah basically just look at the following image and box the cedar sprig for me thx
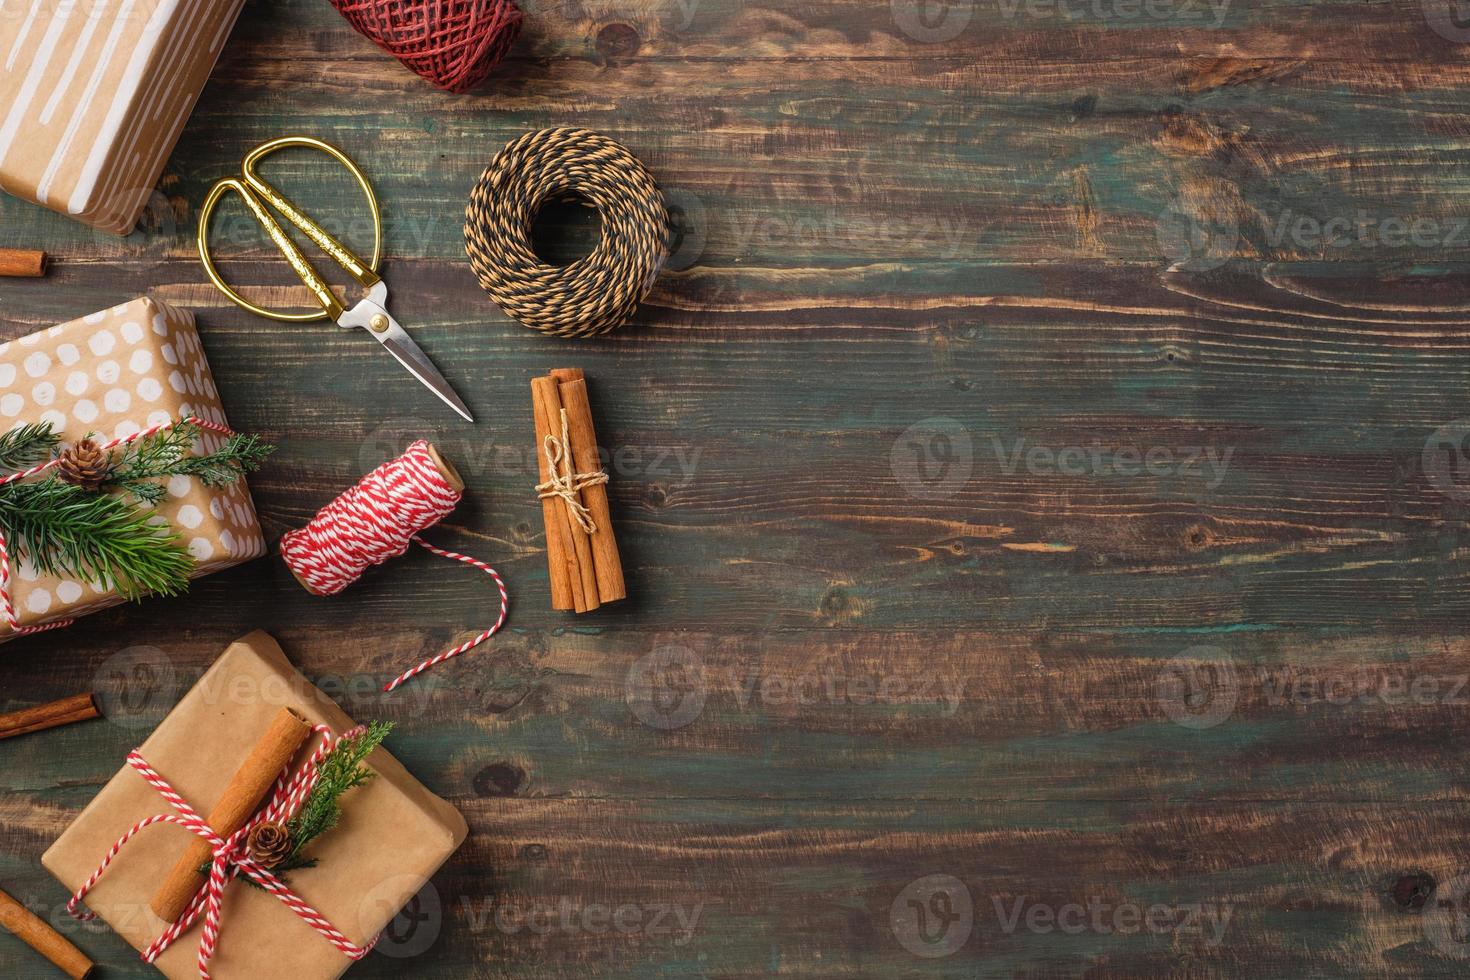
[0,476,194,598]
[272,721,395,876]
[0,423,62,475]
[103,421,274,505]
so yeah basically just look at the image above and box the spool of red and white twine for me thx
[279,440,507,692]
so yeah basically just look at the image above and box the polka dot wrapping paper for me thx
[0,296,266,637]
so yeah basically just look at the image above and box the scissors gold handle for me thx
[197,136,474,422]
[197,135,383,323]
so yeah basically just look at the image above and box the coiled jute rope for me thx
[465,128,670,338]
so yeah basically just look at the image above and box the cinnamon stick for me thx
[532,379,577,610]
[0,249,46,278]
[0,886,94,978]
[557,377,625,603]
[532,376,598,613]
[0,693,99,741]
[149,707,312,924]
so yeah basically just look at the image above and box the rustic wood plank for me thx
[4,0,1470,973]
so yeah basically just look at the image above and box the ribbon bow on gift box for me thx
[67,723,376,980]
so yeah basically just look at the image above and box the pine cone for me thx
[55,439,109,490]
[245,821,293,867]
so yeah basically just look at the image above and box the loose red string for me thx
[0,415,235,637]
[279,439,509,692]
[68,724,376,980]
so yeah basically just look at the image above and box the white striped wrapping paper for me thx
[0,0,244,233]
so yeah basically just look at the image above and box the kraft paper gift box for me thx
[43,630,470,980]
[0,295,265,637]
[0,0,246,233]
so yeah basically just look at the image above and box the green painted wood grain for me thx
[4,0,1470,974]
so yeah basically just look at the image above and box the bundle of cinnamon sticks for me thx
[531,368,625,613]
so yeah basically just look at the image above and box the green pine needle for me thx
[0,423,62,475]
[0,477,193,599]
[0,419,274,601]
[273,721,395,876]
[104,421,275,505]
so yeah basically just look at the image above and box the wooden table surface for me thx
[4,0,1470,975]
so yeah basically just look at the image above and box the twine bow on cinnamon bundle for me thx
[531,369,625,613]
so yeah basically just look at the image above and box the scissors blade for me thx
[342,298,474,422]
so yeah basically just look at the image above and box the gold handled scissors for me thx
[198,136,474,422]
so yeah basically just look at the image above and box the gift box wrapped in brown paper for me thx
[0,296,265,638]
[0,0,246,233]
[43,630,469,980]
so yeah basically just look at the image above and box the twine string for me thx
[0,415,235,637]
[67,725,377,980]
[535,407,608,535]
[279,439,509,692]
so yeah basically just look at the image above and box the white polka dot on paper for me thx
[152,313,168,335]
[18,334,38,347]
[188,537,213,560]
[136,378,161,402]
[0,365,16,388]
[104,389,130,412]
[220,529,237,554]
[65,371,88,395]
[56,344,79,366]
[56,581,82,604]
[25,589,50,614]
[169,371,186,393]
[88,579,107,594]
[113,420,139,440]
[17,559,38,581]
[88,331,115,356]
[84,312,106,325]
[0,395,23,417]
[168,475,190,497]
[96,361,119,384]
[120,321,144,344]
[31,381,53,405]
[179,505,205,529]
[209,499,224,519]
[146,410,171,428]
[129,350,152,374]
[73,400,97,423]
[110,304,127,315]
[39,410,64,430]
[23,352,49,378]
[161,344,177,365]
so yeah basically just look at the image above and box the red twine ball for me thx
[328,0,523,94]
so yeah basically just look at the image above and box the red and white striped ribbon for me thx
[68,724,376,980]
[279,439,509,693]
[0,415,234,636]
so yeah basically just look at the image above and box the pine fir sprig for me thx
[0,423,62,475]
[0,419,273,600]
[0,477,193,598]
[103,422,274,505]
[273,721,395,876]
